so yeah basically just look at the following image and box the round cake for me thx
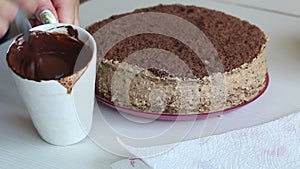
[87,4,268,115]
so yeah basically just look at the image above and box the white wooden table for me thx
[1,0,300,168]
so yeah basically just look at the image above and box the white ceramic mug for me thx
[7,23,97,146]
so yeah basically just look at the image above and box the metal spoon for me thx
[15,9,32,40]
[15,9,58,41]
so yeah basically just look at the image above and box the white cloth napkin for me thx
[111,111,300,169]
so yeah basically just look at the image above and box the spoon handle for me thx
[15,9,32,40]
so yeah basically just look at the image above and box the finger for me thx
[0,17,10,37]
[52,0,79,24]
[0,0,19,22]
[0,0,18,37]
[74,17,80,26]
[74,1,80,26]
[35,0,58,21]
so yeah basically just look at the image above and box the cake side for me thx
[97,44,267,114]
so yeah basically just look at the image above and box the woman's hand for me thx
[36,0,80,26]
[0,0,80,38]
[0,0,37,37]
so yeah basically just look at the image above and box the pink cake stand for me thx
[96,73,269,121]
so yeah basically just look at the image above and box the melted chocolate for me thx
[7,26,92,81]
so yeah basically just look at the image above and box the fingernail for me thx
[39,9,58,24]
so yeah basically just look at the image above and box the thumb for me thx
[35,0,58,22]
